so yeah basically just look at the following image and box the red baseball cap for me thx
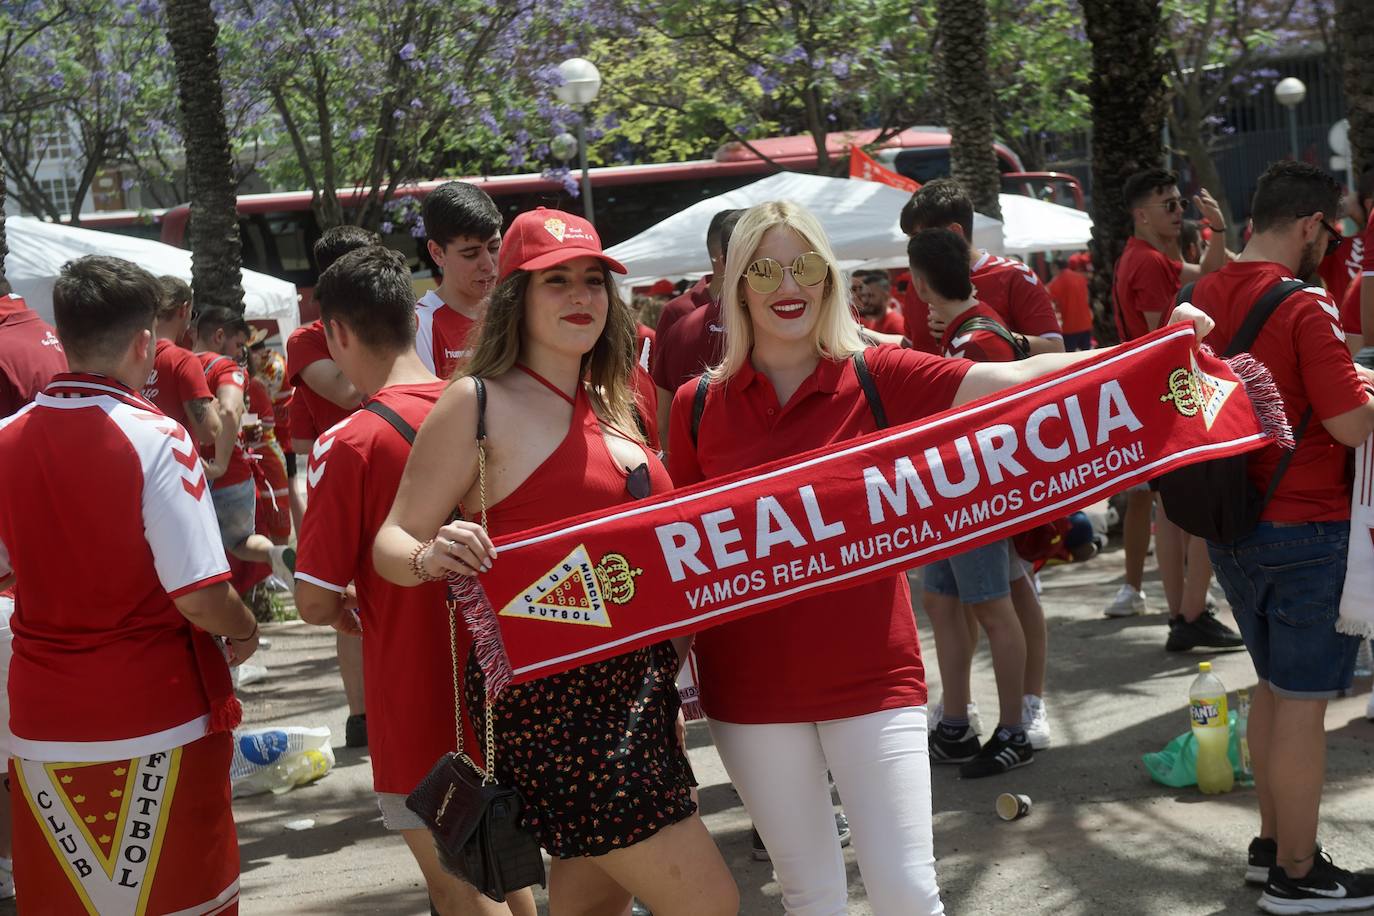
[497,207,627,282]
[648,278,676,297]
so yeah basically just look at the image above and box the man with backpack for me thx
[1189,161,1374,912]
[292,247,534,916]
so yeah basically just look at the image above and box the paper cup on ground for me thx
[996,792,1031,821]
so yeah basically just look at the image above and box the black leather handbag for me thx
[405,383,546,902]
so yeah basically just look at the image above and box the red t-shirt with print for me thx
[415,290,478,380]
[294,381,463,794]
[1193,261,1369,521]
[0,295,67,419]
[668,345,972,724]
[145,339,213,432]
[196,351,252,489]
[902,252,1061,352]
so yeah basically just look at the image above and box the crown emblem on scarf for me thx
[1161,367,1202,417]
[594,553,643,605]
[544,217,567,242]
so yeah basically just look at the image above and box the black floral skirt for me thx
[465,640,697,858]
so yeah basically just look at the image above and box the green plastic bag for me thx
[1142,710,1245,788]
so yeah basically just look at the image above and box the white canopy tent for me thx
[4,216,300,338]
[607,172,1092,285]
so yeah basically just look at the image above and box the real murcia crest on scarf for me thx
[499,544,613,626]
[1161,350,1237,430]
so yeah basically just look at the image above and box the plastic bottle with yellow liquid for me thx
[1190,661,1234,794]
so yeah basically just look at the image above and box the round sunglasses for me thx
[744,251,830,294]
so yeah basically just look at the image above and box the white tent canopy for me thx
[4,216,300,338]
[607,172,1092,286]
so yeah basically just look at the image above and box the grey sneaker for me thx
[1104,584,1146,617]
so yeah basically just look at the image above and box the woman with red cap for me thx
[375,208,736,916]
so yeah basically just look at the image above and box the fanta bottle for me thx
[1190,662,1234,794]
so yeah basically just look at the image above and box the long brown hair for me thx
[462,265,644,442]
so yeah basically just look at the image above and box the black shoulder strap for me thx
[1257,407,1313,518]
[951,316,1029,360]
[690,374,709,446]
[364,401,417,445]
[473,377,487,442]
[852,350,888,430]
[1222,279,1308,357]
[201,355,231,377]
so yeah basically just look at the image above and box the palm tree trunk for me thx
[935,0,1002,220]
[164,0,245,313]
[1082,0,1169,345]
[0,156,8,291]
[1337,0,1374,176]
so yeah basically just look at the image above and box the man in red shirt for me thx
[1320,167,1371,326]
[651,209,744,453]
[192,306,294,584]
[1110,168,1239,650]
[145,275,220,451]
[0,255,258,914]
[898,179,1064,355]
[285,227,375,747]
[294,247,534,916]
[1194,161,1374,907]
[415,182,502,379]
[857,272,906,336]
[1047,254,1094,351]
[0,282,67,897]
[908,227,1041,773]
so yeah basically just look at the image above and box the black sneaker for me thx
[930,724,980,764]
[1259,851,1374,914]
[1166,611,1245,652]
[1249,838,1324,886]
[345,712,368,748]
[959,728,1033,779]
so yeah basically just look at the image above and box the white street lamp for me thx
[555,58,602,226]
[1274,77,1307,161]
[550,131,578,163]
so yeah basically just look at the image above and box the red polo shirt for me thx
[653,297,726,394]
[1320,235,1362,309]
[294,381,461,794]
[668,345,972,723]
[902,252,1060,352]
[1342,273,1363,336]
[1048,267,1093,335]
[286,321,355,443]
[1114,236,1183,342]
[145,339,213,432]
[859,307,906,336]
[0,295,67,419]
[653,276,712,349]
[1193,261,1368,521]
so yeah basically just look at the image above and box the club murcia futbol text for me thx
[656,380,1145,604]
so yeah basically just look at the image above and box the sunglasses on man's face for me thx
[1297,212,1345,259]
[1152,198,1189,215]
[744,251,830,294]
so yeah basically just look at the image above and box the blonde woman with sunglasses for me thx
[668,200,1215,915]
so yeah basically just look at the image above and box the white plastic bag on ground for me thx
[231,726,335,797]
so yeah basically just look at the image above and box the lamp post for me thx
[555,57,602,227]
[1274,76,1307,162]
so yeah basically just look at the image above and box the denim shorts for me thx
[210,478,256,550]
[923,538,1011,604]
[1208,521,1359,699]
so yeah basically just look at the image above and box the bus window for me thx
[264,214,320,285]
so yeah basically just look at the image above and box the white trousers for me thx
[709,706,944,916]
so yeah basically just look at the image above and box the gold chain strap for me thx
[447,425,496,783]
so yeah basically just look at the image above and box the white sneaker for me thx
[1022,694,1052,750]
[267,545,296,590]
[0,855,15,899]
[1366,690,1374,723]
[1104,584,1147,617]
[928,700,983,736]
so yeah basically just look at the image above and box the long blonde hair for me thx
[462,266,644,442]
[707,200,865,383]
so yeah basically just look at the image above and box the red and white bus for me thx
[77,127,1083,319]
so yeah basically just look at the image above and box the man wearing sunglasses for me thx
[1189,159,1374,913]
[1109,168,1241,652]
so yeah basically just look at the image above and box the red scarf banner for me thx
[457,325,1289,692]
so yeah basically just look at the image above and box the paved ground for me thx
[226,544,1374,915]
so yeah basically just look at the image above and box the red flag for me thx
[849,146,921,193]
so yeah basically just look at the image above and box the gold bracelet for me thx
[409,539,444,582]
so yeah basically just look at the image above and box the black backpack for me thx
[947,315,1030,360]
[1153,278,1311,543]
